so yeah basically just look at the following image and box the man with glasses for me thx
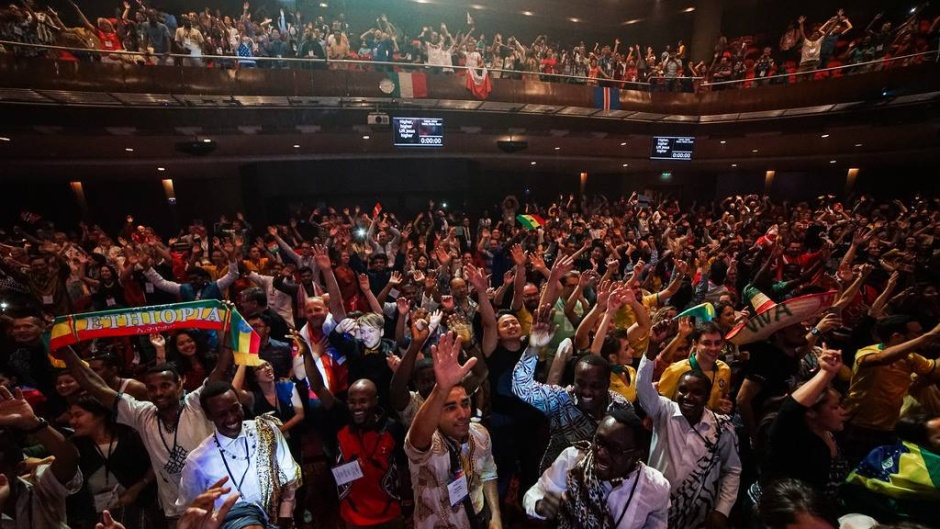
[523,408,670,529]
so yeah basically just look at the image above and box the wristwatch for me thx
[24,417,50,434]
[810,327,821,337]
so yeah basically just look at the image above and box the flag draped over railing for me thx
[48,299,262,366]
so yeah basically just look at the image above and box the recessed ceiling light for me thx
[622,163,629,167]
[319,2,327,6]
[157,167,166,171]
[830,160,837,164]
[820,134,830,138]
[362,135,370,140]
[732,163,738,167]
[0,137,10,142]
[752,149,759,153]
[522,11,534,16]
[620,142,627,146]
[554,147,561,150]
[719,140,726,144]
[683,7,696,12]
[569,18,580,22]
[414,0,430,3]
[855,143,863,147]
[470,4,484,9]
[125,147,134,152]
[202,138,212,143]
[624,19,641,25]
[293,144,300,148]
[530,161,537,165]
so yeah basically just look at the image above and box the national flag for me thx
[847,441,940,500]
[373,202,382,218]
[677,302,716,322]
[466,58,492,100]
[391,72,428,99]
[517,214,545,230]
[48,300,262,366]
[593,86,621,111]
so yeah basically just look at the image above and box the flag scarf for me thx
[49,299,262,365]
[677,302,716,322]
[465,52,492,100]
[391,72,428,99]
[516,214,546,230]
[847,441,940,500]
[593,86,621,111]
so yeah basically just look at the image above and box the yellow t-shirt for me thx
[843,344,937,431]
[612,293,660,358]
[517,305,533,337]
[610,365,638,403]
[656,356,732,412]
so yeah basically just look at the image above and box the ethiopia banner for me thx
[49,300,262,366]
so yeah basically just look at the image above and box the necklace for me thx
[214,432,253,496]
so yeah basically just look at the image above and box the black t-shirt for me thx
[486,337,539,419]
[742,341,801,419]
[761,396,843,494]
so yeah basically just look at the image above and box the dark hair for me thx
[575,354,612,381]
[186,267,210,280]
[297,266,313,275]
[607,407,645,439]
[369,253,388,263]
[166,330,216,376]
[90,352,121,370]
[875,315,915,343]
[144,362,182,382]
[600,335,621,360]
[895,413,939,449]
[199,380,236,412]
[713,301,735,319]
[240,286,267,307]
[690,321,724,342]
[710,261,728,284]
[678,369,713,396]
[247,312,272,328]
[72,392,113,422]
[757,478,839,529]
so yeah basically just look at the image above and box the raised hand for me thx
[312,244,332,270]
[430,332,476,391]
[463,263,488,292]
[428,309,444,333]
[95,510,126,529]
[386,354,402,373]
[677,316,694,338]
[267,226,278,237]
[510,243,526,267]
[396,297,410,315]
[388,271,403,286]
[149,333,166,349]
[177,477,240,529]
[529,304,556,348]
[0,386,39,430]
[447,313,472,344]
[528,251,547,272]
[817,346,843,375]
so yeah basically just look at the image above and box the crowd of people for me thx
[2,187,940,529]
[1,0,938,91]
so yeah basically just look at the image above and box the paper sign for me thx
[331,460,364,487]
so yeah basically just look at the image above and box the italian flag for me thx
[516,214,546,230]
[392,72,428,99]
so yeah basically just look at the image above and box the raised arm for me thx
[291,330,336,409]
[509,244,527,312]
[408,332,477,451]
[0,387,79,486]
[858,322,940,368]
[465,263,498,356]
[62,346,118,409]
[389,316,432,412]
[313,244,347,321]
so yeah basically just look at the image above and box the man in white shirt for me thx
[177,381,300,529]
[637,348,741,529]
[523,408,670,529]
[63,340,231,526]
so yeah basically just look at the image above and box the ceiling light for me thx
[554,147,561,150]
[157,167,166,171]
[569,18,580,22]
[622,163,629,167]
[855,143,863,147]
[719,140,726,144]
[820,134,830,138]
[125,147,134,152]
[0,137,10,142]
[620,142,627,146]
[470,4,484,10]
[530,161,537,165]
[624,19,641,25]
[683,7,696,12]
[752,149,759,153]
[522,11,534,16]
[414,0,431,3]
[202,138,212,143]
[731,163,737,167]
[319,2,327,6]
[293,144,300,148]
[830,160,837,164]
[362,135,370,140]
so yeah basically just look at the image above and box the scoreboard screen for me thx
[650,136,695,161]
[393,117,444,147]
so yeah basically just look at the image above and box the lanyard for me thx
[93,435,117,486]
[215,434,251,495]
[611,469,641,528]
[157,408,182,456]
[353,419,388,468]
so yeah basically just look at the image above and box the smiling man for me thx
[178,380,300,529]
[523,408,670,529]
[638,346,741,529]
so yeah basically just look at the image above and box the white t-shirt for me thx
[115,385,214,516]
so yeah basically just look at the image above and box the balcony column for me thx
[691,0,723,63]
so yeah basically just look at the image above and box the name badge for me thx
[447,472,469,506]
[145,283,154,293]
[42,295,54,305]
[93,488,119,513]
[331,460,363,486]
[106,297,117,307]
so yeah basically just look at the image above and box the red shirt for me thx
[336,419,403,526]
